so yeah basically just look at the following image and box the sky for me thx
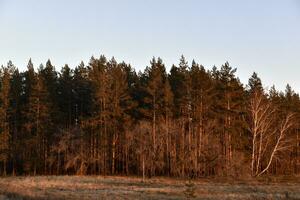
[0,0,300,91]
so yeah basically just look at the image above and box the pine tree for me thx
[88,55,110,174]
[213,62,246,175]
[106,58,133,174]
[0,64,12,175]
[73,61,92,122]
[142,57,167,176]
[58,64,74,128]
[121,63,139,175]
[9,68,23,175]
[40,60,60,124]
[169,55,191,177]
[23,63,52,175]
[190,60,216,176]
[163,76,174,175]
[248,72,263,94]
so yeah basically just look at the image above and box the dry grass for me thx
[0,176,299,199]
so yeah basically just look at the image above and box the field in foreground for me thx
[0,176,299,200]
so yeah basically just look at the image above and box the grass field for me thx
[0,176,299,199]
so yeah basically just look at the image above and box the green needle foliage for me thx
[0,55,299,178]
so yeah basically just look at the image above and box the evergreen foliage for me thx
[0,56,299,177]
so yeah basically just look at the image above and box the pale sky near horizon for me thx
[0,0,300,92]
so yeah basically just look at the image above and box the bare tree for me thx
[257,113,295,176]
[248,90,296,176]
[248,90,275,176]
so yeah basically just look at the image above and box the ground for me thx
[0,176,299,199]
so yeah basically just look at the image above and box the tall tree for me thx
[214,62,246,175]
[107,58,133,174]
[58,64,74,128]
[88,55,110,174]
[9,68,23,175]
[190,60,216,176]
[142,57,167,176]
[23,64,52,175]
[0,64,12,175]
[169,55,191,176]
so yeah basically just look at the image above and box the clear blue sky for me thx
[0,0,299,91]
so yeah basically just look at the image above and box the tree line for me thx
[0,55,299,178]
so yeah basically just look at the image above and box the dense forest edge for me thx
[0,55,299,179]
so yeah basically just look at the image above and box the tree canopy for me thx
[0,55,299,178]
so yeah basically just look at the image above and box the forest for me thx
[0,55,299,178]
